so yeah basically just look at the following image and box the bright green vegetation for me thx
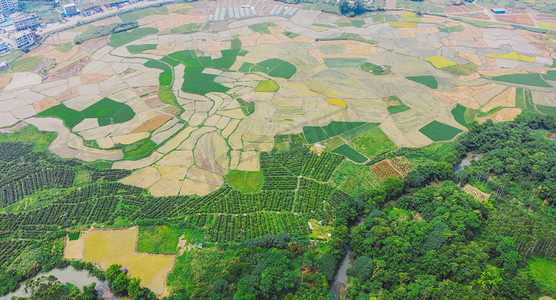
[451,104,469,128]
[492,73,552,88]
[283,31,300,38]
[182,67,229,95]
[161,56,180,67]
[543,70,556,81]
[158,69,173,85]
[349,127,396,158]
[438,25,465,33]
[10,56,43,72]
[360,62,392,75]
[383,95,410,115]
[304,121,368,144]
[477,106,506,118]
[236,98,255,116]
[68,231,81,241]
[339,123,380,141]
[169,49,239,70]
[247,58,297,79]
[537,104,556,116]
[406,75,438,89]
[144,59,171,71]
[248,22,275,34]
[462,18,502,27]
[332,144,367,163]
[158,85,179,106]
[224,170,265,193]
[464,107,478,125]
[254,79,279,92]
[371,14,399,22]
[324,58,366,68]
[419,120,463,141]
[442,62,478,76]
[121,139,156,160]
[515,87,525,108]
[515,88,536,112]
[331,161,381,195]
[170,23,202,34]
[108,27,159,48]
[311,23,336,28]
[55,42,73,53]
[137,225,182,255]
[126,44,157,54]
[528,256,556,293]
[238,62,254,73]
[303,126,329,144]
[75,21,138,44]
[81,98,136,126]
[0,126,55,152]
[308,218,333,239]
[118,6,168,23]
[38,104,84,128]
[73,170,91,186]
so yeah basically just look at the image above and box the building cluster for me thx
[0,0,40,50]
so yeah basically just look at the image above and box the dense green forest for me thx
[0,113,554,299]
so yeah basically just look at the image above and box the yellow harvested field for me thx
[64,236,85,260]
[399,28,416,38]
[157,150,194,167]
[81,73,110,85]
[478,107,522,123]
[33,97,60,113]
[180,178,219,195]
[149,178,183,196]
[131,113,174,133]
[389,22,417,28]
[485,51,535,63]
[79,228,175,295]
[156,165,188,180]
[538,22,556,29]
[326,97,347,108]
[424,55,457,69]
[120,166,160,188]
[482,87,516,112]
[403,11,416,17]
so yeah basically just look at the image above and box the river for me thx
[331,220,365,300]
[0,267,117,300]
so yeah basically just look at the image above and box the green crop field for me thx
[68,231,81,241]
[182,67,229,95]
[303,126,330,144]
[236,98,255,116]
[438,25,464,33]
[387,104,410,114]
[122,139,156,160]
[127,44,157,54]
[10,56,43,72]
[442,63,478,76]
[543,70,556,81]
[250,58,297,79]
[537,104,556,116]
[159,69,173,86]
[254,80,279,92]
[492,73,552,88]
[515,87,525,108]
[322,121,367,137]
[81,98,136,126]
[238,62,254,73]
[38,104,84,128]
[170,23,202,34]
[451,104,468,128]
[339,123,380,141]
[248,22,275,34]
[349,127,397,158]
[332,144,368,163]
[406,76,438,89]
[224,170,265,193]
[304,121,371,144]
[324,58,366,68]
[55,42,73,53]
[419,121,463,141]
[118,6,168,23]
[144,59,171,71]
[161,56,180,67]
[108,27,159,48]
[360,62,392,75]
[528,256,556,293]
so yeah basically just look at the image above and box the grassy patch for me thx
[332,161,382,195]
[383,95,410,114]
[360,62,391,75]
[81,98,135,126]
[462,18,501,27]
[170,23,202,34]
[537,104,556,116]
[38,104,84,128]
[339,123,380,141]
[0,125,56,152]
[308,219,333,239]
[236,98,255,116]
[424,55,457,69]
[406,75,438,89]
[324,58,366,68]
[159,68,173,85]
[55,42,73,53]
[311,23,336,28]
[182,67,229,95]
[137,225,181,255]
[68,231,81,241]
[451,104,468,128]
[73,170,91,186]
[332,144,368,163]
[118,6,168,23]
[158,85,179,106]
[283,31,300,38]
[144,59,171,71]
[224,170,264,193]
[250,58,297,79]
[108,27,159,48]
[248,22,274,34]
[529,256,556,293]
[464,108,478,125]
[442,62,478,76]
[349,127,396,158]
[543,70,556,81]
[121,139,156,160]
[254,79,279,92]
[303,126,329,144]
[492,73,552,88]
[438,25,464,33]
[419,121,463,141]
[10,56,43,72]
[230,36,242,49]
[515,87,525,108]
[127,44,157,54]
[337,20,365,27]
[486,51,535,63]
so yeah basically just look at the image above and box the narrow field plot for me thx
[389,156,413,176]
[485,51,535,63]
[326,97,347,108]
[419,121,463,141]
[389,22,417,28]
[324,58,366,68]
[332,144,368,163]
[108,27,159,48]
[451,104,468,128]
[131,113,173,133]
[482,87,516,112]
[254,80,279,92]
[127,44,157,54]
[492,73,552,88]
[406,76,438,89]
[349,127,397,158]
[477,107,522,123]
[424,55,457,69]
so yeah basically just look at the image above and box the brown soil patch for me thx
[131,113,173,133]
[0,73,12,90]
[459,73,481,81]
[81,73,110,85]
[143,94,166,109]
[399,28,416,38]
[90,16,121,27]
[459,52,482,65]
[43,57,91,83]
[482,87,516,112]
[56,87,79,102]
[163,105,181,116]
[240,32,261,47]
[370,159,401,181]
[33,97,60,113]
[134,86,158,97]
[151,13,206,31]
[463,184,490,202]
[477,107,522,123]
[308,25,329,32]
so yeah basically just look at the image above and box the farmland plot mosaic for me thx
[1,6,554,197]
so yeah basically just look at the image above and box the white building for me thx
[13,13,38,31]
[63,3,80,17]
[11,30,34,49]
[0,0,17,13]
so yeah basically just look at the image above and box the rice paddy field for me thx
[0,0,553,198]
